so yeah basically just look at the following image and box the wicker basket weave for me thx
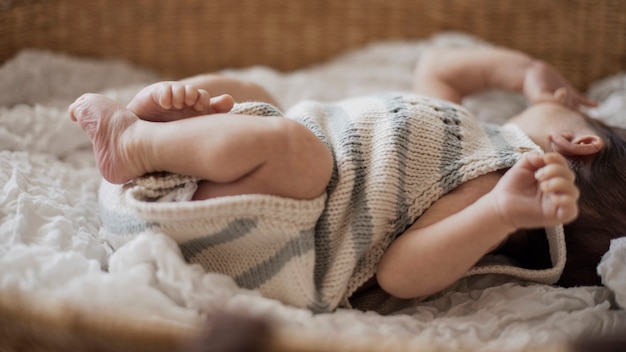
[1,0,625,351]
[1,0,625,89]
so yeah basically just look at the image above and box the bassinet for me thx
[1,1,625,351]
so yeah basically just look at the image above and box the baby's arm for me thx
[413,47,595,109]
[376,152,578,299]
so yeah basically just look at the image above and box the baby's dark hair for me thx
[558,117,626,287]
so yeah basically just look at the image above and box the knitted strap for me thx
[464,225,566,284]
[133,172,199,200]
[230,102,284,117]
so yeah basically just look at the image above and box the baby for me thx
[69,46,626,312]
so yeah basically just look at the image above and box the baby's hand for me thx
[490,152,579,230]
[127,81,234,122]
[523,61,597,110]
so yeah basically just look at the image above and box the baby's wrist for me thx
[481,192,519,238]
[521,59,552,98]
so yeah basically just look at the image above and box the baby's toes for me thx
[168,84,187,109]
[207,94,235,113]
[155,84,175,109]
[184,85,201,107]
[175,83,202,109]
[193,90,212,112]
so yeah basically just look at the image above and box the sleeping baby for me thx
[68,46,626,312]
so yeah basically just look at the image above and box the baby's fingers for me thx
[531,153,572,178]
[539,176,579,223]
[552,194,579,223]
[539,177,579,199]
[534,163,575,183]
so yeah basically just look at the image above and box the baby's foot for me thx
[69,93,148,184]
[126,81,234,122]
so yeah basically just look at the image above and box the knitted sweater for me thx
[99,93,566,312]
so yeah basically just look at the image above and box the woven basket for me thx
[1,1,625,351]
[2,0,625,89]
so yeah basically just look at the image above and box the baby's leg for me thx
[69,93,332,200]
[127,81,235,122]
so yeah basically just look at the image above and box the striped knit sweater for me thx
[99,93,566,312]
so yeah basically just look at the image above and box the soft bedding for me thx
[1,33,626,351]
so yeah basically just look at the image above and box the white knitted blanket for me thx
[2,33,626,351]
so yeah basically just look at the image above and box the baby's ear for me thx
[549,133,603,157]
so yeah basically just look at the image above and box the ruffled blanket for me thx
[1,33,626,351]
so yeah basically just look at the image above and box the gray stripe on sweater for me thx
[438,103,463,193]
[382,94,412,235]
[299,110,339,312]
[234,226,316,289]
[181,217,316,291]
[180,218,257,260]
[310,103,373,307]
[483,123,516,167]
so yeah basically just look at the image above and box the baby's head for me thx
[502,102,625,286]
[559,116,626,286]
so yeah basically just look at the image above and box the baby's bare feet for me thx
[69,93,147,184]
[127,81,234,122]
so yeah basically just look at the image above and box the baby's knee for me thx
[281,120,333,194]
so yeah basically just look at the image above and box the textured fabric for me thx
[98,94,566,312]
